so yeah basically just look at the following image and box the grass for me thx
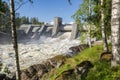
[41,45,120,80]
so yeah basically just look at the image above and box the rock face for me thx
[48,55,67,68]
[21,55,67,80]
[56,61,94,80]
[69,44,89,54]
[0,73,15,80]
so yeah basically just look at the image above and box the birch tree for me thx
[101,0,109,52]
[10,0,21,80]
[111,0,120,66]
[72,0,94,48]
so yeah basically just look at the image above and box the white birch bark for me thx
[101,0,109,52]
[111,0,120,66]
[88,0,92,48]
[10,0,21,79]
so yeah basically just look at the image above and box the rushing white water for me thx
[0,36,80,72]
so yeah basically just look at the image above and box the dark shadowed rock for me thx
[116,77,120,80]
[0,74,6,80]
[21,70,30,80]
[31,75,38,80]
[75,61,94,79]
[27,66,37,77]
[21,55,67,80]
[48,55,67,68]
[0,73,14,80]
[42,61,54,71]
[56,60,93,80]
[69,44,89,54]
[8,72,16,80]
[56,69,75,80]
[21,64,48,80]
[100,52,112,61]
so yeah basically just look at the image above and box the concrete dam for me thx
[17,17,80,41]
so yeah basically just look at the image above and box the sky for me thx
[5,0,83,23]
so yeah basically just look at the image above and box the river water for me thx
[0,36,80,72]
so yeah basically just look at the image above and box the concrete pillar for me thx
[52,17,62,37]
[70,23,78,39]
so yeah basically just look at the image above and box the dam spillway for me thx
[17,17,80,41]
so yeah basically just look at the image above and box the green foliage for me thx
[79,32,87,44]
[72,0,112,40]
[86,62,120,80]
[90,0,102,39]
[0,0,8,15]
[92,0,112,39]
[41,45,120,80]
[0,0,43,32]
[30,17,39,24]
[86,62,113,80]
[103,0,112,37]
[72,0,93,22]
[0,63,10,74]
[16,16,44,28]
[0,0,10,33]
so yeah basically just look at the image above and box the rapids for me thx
[0,36,80,72]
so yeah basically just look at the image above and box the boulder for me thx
[0,74,6,80]
[56,60,93,80]
[21,64,48,80]
[56,69,75,80]
[69,44,89,54]
[21,55,67,80]
[74,61,94,79]
[0,73,15,80]
[116,77,120,80]
[48,55,67,68]
[100,52,112,61]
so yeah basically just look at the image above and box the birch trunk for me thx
[88,24,92,48]
[111,0,120,66]
[101,0,109,52]
[10,0,21,79]
[88,0,92,48]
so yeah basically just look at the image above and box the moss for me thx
[100,52,112,61]
[41,45,120,80]
[49,55,67,62]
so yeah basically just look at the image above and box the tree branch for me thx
[0,11,5,16]
[68,0,72,5]
[15,0,33,11]
[15,1,29,11]
[0,11,10,19]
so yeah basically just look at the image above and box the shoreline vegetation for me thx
[42,44,120,80]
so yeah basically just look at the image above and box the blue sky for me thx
[6,0,82,23]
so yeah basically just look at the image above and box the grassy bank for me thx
[41,45,120,80]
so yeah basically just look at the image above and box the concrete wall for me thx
[18,17,79,40]
[70,23,78,39]
[52,17,62,37]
